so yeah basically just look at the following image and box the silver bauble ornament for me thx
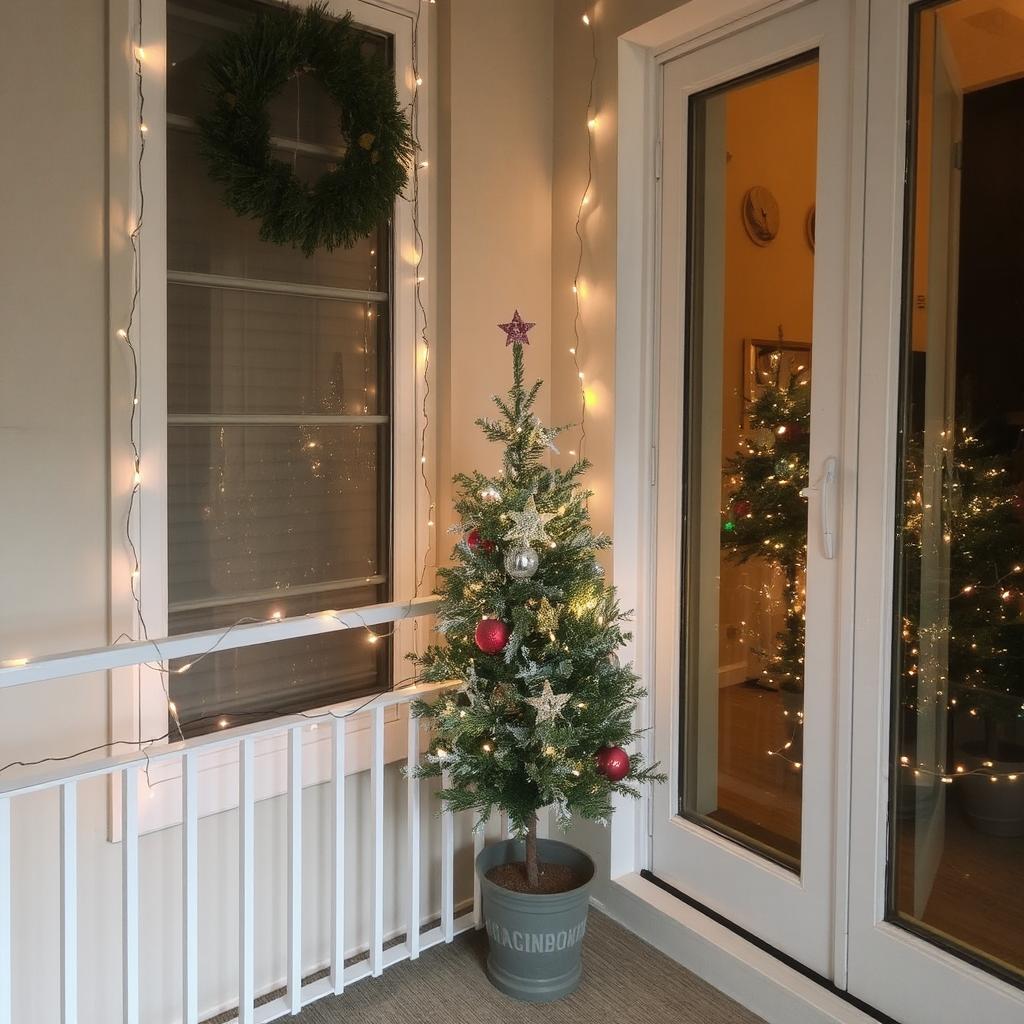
[504,544,539,580]
[480,485,501,503]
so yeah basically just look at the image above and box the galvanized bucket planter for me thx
[476,837,596,1003]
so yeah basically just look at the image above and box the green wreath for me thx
[198,2,413,256]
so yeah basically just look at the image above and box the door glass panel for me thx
[890,0,1024,983]
[681,54,818,869]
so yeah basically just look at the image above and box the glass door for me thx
[848,1,1024,1020]
[651,0,856,977]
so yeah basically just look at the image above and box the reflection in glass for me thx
[890,0,1024,983]
[681,56,818,868]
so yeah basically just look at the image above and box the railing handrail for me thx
[0,678,455,801]
[0,595,441,689]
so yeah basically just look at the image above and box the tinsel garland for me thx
[198,2,413,255]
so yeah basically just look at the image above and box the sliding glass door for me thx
[651,0,857,977]
[650,0,1024,1015]
[848,2,1024,1019]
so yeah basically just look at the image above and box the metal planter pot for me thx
[476,837,595,1003]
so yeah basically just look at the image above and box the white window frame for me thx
[107,0,434,836]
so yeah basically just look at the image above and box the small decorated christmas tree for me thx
[721,357,811,694]
[411,312,662,889]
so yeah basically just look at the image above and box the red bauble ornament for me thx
[474,618,510,655]
[732,499,752,519]
[466,528,495,553]
[778,421,805,443]
[595,745,630,782]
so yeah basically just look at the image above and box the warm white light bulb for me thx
[582,13,590,25]
[587,117,598,131]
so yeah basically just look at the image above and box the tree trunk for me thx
[524,812,540,889]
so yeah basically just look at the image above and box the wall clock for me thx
[741,185,780,246]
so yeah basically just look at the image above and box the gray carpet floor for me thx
[249,911,765,1024]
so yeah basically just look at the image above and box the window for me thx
[680,54,819,870]
[162,0,398,736]
[106,0,426,815]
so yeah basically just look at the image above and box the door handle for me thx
[799,456,838,560]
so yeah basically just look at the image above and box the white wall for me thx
[0,0,554,1020]
[437,0,554,532]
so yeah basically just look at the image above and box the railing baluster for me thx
[182,753,199,1024]
[406,712,420,960]
[473,826,484,929]
[330,718,345,995]
[440,768,454,943]
[287,726,302,1014]
[0,798,11,1024]
[238,737,255,1024]
[121,768,139,1024]
[370,707,384,976]
[60,781,77,1024]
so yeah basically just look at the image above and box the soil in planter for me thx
[486,861,586,895]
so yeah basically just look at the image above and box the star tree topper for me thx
[498,310,535,346]
[503,495,555,547]
[526,680,571,724]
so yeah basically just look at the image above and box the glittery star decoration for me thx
[503,495,555,547]
[535,597,560,636]
[526,680,571,725]
[497,310,535,346]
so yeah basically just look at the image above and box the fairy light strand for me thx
[569,8,598,459]
[411,0,435,597]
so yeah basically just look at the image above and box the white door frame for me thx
[645,0,862,979]
[846,2,1024,1020]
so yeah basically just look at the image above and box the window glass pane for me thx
[167,131,386,291]
[166,0,389,290]
[166,0,394,738]
[168,424,386,607]
[167,284,386,417]
[681,55,818,869]
[890,0,1024,983]
[168,584,387,734]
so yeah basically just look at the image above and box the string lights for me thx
[411,0,436,595]
[569,7,599,459]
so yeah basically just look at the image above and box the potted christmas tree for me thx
[410,312,662,1002]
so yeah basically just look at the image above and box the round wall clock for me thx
[741,186,780,246]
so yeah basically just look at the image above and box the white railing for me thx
[0,596,494,1024]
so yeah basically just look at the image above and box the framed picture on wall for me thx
[741,338,812,427]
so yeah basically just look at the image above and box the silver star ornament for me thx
[503,495,555,547]
[526,680,571,724]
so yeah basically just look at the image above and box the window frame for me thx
[107,0,434,836]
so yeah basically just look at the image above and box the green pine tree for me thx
[410,330,662,889]
[721,358,811,693]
